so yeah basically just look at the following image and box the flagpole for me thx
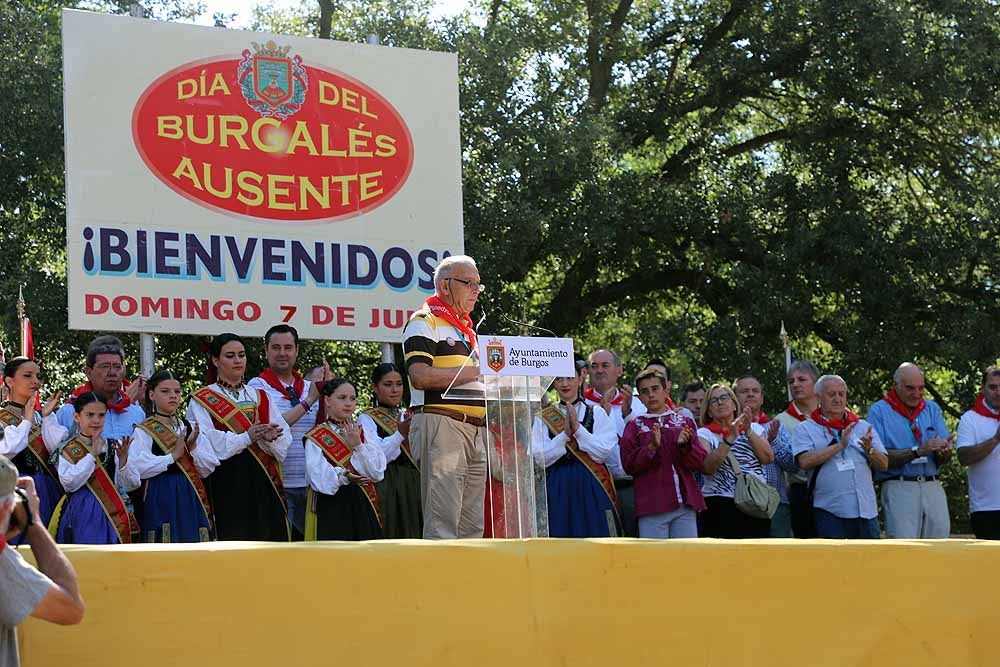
[780,321,792,401]
[17,287,26,357]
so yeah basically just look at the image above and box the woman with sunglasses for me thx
[697,383,775,538]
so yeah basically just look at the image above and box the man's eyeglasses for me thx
[94,363,124,372]
[449,277,485,293]
[286,385,300,406]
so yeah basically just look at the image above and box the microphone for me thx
[494,306,556,337]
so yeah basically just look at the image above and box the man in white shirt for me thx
[583,349,645,537]
[1,456,85,666]
[248,324,326,540]
[957,365,1000,539]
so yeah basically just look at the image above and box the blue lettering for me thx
[347,244,378,287]
[225,236,258,283]
[153,232,181,276]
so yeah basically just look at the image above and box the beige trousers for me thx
[410,412,487,539]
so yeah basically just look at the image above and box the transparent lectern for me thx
[443,343,557,538]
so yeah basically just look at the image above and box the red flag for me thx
[21,317,34,360]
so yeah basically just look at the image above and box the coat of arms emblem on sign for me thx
[486,338,505,372]
[237,40,309,120]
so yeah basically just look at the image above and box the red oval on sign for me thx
[132,49,414,223]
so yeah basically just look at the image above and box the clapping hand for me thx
[345,469,371,485]
[620,384,634,418]
[342,419,362,448]
[677,424,693,446]
[38,391,62,418]
[565,407,580,438]
[114,436,133,468]
[840,421,857,449]
[397,415,411,438]
[599,390,614,417]
[859,425,874,454]
[249,421,281,444]
[735,407,753,433]
[124,376,146,404]
[767,419,780,443]
[650,422,661,449]
[185,422,200,451]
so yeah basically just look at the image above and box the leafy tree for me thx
[4,0,999,531]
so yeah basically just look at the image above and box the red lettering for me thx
[141,297,170,317]
[112,296,138,317]
[213,300,234,321]
[280,305,297,323]
[85,294,109,315]
[237,301,261,322]
[313,305,334,325]
[337,306,355,326]
[187,299,209,320]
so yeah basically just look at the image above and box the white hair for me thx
[433,255,477,293]
[893,362,923,386]
[815,374,847,396]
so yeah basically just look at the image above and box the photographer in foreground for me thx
[1,455,85,666]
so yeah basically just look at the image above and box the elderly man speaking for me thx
[792,375,889,539]
[403,255,487,539]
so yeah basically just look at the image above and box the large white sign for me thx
[62,10,462,341]
[478,336,575,377]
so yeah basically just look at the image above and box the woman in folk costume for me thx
[304,378,386,541]
[532,372,621,537]
[187,333,291,541]
[53,392,139,544]
[129,370,219,543]
[0,357,67,541]
[358,363,420,539]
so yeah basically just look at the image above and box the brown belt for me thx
[412,406,485,428]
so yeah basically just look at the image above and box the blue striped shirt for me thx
[247,378,314,489]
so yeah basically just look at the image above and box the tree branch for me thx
[689,0,754,71]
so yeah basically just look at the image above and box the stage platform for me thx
[18,538,998,666]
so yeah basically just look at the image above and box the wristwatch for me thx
[910,445,919,458]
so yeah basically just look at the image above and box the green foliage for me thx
[3,0,1000,533]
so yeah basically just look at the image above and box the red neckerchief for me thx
[424,295,477,352]
[0,535,6,554]
[70,380,132,414]
[583,387,623,406]
[665,396,676,409]
[972,394,1000,421]
[258,368,304,403]
[811,408,860,438]
[704,421,743,440]
[756,411,769,424]
[785,401,808,422]
[884,386,926,444]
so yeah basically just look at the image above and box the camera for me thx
[4,488,30,541]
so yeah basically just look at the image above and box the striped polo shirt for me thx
[402,307,486,418]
